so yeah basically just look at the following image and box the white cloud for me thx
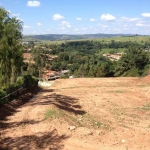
[16,17,23,21]
[123,27,129,30]
[141,13,150,18]
[101,14,116,21]
[74,28,79,31]
[53,14,64,20]
[12,13,20,17]
[90,18,96,22]
[97,24,109,28]
[59,21,71,28]
[121,17,138,22]
[27,1,40,7]
[24,25,30,28]
[102,25,108,28]
[76,17,82,20]
[83,27,88,30]
[59,27,66,30]
[136,23,143,27]
[136,23,150,27]
[37,22,42,26]
[7,10,11,14]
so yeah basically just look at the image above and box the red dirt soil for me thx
[0,76,150,150]
[23,53,34,63]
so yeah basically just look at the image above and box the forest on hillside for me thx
[30,40,150,78]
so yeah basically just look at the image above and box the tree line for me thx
[29,40,150,78]
[0,7,38,103]
[44,40,149,77]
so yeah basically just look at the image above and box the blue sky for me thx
[1,0,150,35]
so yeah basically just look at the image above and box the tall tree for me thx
[0,7,23,87]
[115,48,149,76]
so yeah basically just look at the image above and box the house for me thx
[60,70,69,74]
[42,70,61,81]
[103,52,124,61]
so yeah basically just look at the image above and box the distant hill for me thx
[23,33,136,41]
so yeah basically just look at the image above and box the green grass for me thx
[99,48,126,54]
[82,113,109,129]
[40,40,66,45]
[137,84,150,88]
[41,36,150,45]
[24,35,150,45]
[45,109,61,119]
[44,107,109,129]
[63,113,82,126]
[142,104,150,110]
[93,36,150,44]
[115,90,124,93]
[109,90,124,93]
[36,38,92,45]
[44,108,82,126]
[96,121,103,128]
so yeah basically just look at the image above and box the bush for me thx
[0,75,39,105]
[0,90,7,104]
[5,76,25,94]
[126,67,140,77]
[23,75,39,88]
[141,65,150,76]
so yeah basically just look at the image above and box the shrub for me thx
[126,67,140,77]
[0,90,7,104]
[23,75,39,88]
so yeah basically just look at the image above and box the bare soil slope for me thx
[0,77,150,150]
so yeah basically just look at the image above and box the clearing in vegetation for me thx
[0,77,150,150]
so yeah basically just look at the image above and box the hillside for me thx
[1,77,150,150]
[23,33,135,41]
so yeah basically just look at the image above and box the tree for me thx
[58,52,69,61]
[115,48,149,76]
[0,7,23,87]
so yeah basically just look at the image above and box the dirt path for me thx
[0,77,150,150]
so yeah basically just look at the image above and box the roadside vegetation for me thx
[0,7,38,104]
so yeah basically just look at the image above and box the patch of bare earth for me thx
[23,53,34,63]
[0,77,150,150]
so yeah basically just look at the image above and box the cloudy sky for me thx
[1,0,150,35]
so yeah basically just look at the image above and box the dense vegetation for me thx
[28,39,149,78]
[0,7,38,103]
[0,7,23,87]
[44,40,149,77]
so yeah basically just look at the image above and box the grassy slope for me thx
[31,35,150,45]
